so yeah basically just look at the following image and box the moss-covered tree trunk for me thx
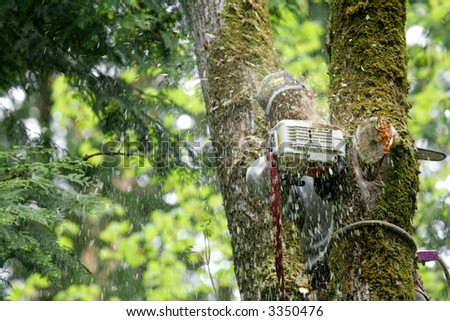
[182,0,310,300]
[328,0,420,300]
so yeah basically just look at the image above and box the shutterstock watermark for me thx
[89,135,345,170]
[94,137,219,169]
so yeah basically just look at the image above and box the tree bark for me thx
[182,0,309,300]
[328,0,420,300]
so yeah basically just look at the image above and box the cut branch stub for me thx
[354,117,398,180]
[352,116,399,211]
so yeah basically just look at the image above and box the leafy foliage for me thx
[0,0,193,147]
[0,0,233,300]
[6,274,51,301]
[0,147,114,299]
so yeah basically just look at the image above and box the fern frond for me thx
[0,147,106,292]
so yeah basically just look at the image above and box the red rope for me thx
[267,152,286,298]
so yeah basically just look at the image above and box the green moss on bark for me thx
[206,0,280,139]
[329,0,410,135]
[257,218,309,300]
[329,227,416,300]
[370,144,419,229]
[328,0,420,300]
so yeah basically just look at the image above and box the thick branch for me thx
[183,0,284,300]
[328,0,420,300]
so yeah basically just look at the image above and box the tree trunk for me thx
[328,0,420,300]
[182,0,309,300]
[37,72,54,149]
[184,0,420,301]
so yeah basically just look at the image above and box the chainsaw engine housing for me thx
[268,120,346,177]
